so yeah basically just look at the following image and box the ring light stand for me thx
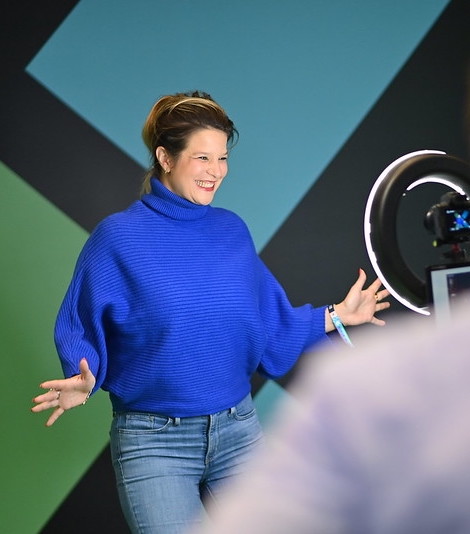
[364,150,470,315]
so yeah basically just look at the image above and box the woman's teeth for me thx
[195,180,214,189]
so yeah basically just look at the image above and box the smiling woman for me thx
[31,90,389,534]
[141,91,238,197]
[156,128,229,205]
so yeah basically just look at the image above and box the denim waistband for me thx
[112,393,253,426]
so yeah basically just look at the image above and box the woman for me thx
[32,90,390,533]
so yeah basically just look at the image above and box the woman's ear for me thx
[156,146,171,173]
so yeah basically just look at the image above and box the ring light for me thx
[364,150,470,315]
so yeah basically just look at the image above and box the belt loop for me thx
[173,417,181,426]
[229,406,236,416]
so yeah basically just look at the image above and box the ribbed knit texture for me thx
[54,178,328,417]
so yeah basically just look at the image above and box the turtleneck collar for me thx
[141,177,210,221]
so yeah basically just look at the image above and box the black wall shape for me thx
[263,0,470,313]
[261,0,470,390]
[2,0,468,532]
[40,446,129,533]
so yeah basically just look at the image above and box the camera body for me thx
[425,192,470,245]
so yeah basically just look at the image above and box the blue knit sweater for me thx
[54,178,328,417]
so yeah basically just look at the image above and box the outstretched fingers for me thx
[31,386,62,413]
[45,406,65,427]
[370,279,391,325]
[368,276,385,295]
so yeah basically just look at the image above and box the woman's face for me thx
[158,128,229,205]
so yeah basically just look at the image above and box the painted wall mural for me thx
[4,1,470,532]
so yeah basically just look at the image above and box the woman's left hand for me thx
[333,268,390,327]
[31,358,96,427]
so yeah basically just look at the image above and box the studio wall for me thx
[3,1,469,532]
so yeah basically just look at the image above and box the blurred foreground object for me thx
[194,301,470,534]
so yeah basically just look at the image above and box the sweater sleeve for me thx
[53,221,117,392]
[256,258,330,379]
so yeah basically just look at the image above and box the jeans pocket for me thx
[115,412,172,434]
[233,395,257,421]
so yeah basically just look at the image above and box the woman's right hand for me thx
[31,358,96,427]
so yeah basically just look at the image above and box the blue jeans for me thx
[110,394,263,534]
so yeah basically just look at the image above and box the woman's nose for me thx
[207,162,222,178]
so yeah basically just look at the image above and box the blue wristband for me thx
[328,304,353,347]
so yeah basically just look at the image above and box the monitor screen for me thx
[426,262,470,325]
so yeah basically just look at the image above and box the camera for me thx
[424,192,470,246]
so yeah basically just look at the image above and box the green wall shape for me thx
[0,162,112,533]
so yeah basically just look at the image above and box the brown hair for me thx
[141,90,238,194]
